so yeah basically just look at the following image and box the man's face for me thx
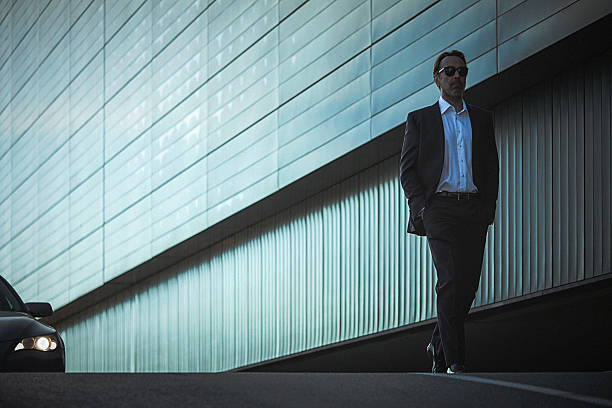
[434,55,467,100]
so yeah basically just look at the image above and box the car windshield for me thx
[0,277,26,312]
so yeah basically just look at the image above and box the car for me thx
[0,275,65,372]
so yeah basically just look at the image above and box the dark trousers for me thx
[423,195,488,367]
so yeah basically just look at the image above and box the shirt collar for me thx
[438,96,467,115]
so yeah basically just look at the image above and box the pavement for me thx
[1,372,611,407]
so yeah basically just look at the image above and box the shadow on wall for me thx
[241,275,612,372]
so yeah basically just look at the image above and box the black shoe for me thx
[446,363,465,374]
[426,343,446,373]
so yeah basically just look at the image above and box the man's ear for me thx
[433,74,440,89]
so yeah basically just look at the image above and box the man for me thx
[399,50,499,374]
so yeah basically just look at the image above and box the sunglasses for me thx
[437,66,469,77]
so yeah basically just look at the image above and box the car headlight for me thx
[14,335,59,352]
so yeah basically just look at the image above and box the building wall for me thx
[59,52,611,371]
[1,0,609,310]
[1,1,610,371]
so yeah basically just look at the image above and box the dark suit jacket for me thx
[400,101,499,236]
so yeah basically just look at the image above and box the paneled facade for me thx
[59,54,612,371]
[0,0,610,371]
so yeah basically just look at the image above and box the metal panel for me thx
[68,229,103,305]
[105,0,146,42]
[0,66,12,129]
[37,140,69,219]
[152,0,205,56]
[206,27,279,152]
[497,0,525,15]
[104,0,152,102]
[584,54,612,278]
[151,158,208,256]
[0,194,9,248]
[152,9,207,123]
[11,22,38,98]
[497,0,574,44]
[37,90,70,169]
[69,50,104,138]
[497,0,612,71]
[209,0,277,75]
[69,109,104,189]
[0,0,11,30]
[0,7,11,71]
[208,116,276,190]
[279,52,370,151]
[70,0,103,80]
[0,55,11,116]
[104,64,152,160]
[104,195,152,282]
[151,87,207,191]
[69,168,103,246]
[10,157,37,233]
[279,0,366,82]
[11,0,39,54]
[279,0,305,21]
[39,0,69,62]
[11,69,39,145]
[0,238,10,283]
[278,111,371,188]
[372,0,435,42]
[10,221,37,291]
[279,1,327,57]
[70,0,93,26]
[104,130,151,221]
[279,0,370,105]
[207,127,276,207]
[207,172,277,227]
[0,127,11,200]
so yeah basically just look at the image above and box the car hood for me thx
[0,312,56,342]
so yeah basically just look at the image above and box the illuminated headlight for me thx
[14,335,59,352]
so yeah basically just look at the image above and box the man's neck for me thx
[441,94,464,112]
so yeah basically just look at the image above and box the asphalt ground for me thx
[0,372,611,407]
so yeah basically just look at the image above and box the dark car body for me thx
[0,275,65,372]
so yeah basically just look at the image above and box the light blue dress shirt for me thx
[436,96,478,193]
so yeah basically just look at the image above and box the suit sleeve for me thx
[483,111,499,224]
[400,112,426,214]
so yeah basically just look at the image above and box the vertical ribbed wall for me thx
[61,160,418,372]
[486,57,611,303]
[59,54,611,372]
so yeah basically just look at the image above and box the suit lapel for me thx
[428,101,445,170]
[466,104,483,188]
[418,101,445,194]
[466,104,480,146]
[429,101,444,136]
